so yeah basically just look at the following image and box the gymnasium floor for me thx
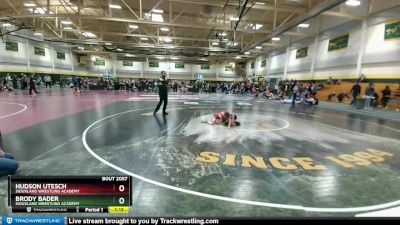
[0,89,400,217]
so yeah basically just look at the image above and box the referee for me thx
[153,71,169,115]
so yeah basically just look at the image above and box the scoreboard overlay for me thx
[8,176,131,214]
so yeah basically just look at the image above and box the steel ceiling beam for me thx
[169,0,306,13]
[241,0,348,53]
[4,13,272,34]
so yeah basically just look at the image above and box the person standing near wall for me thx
[60,76,65,89]
[364,82,375,109]
[350,82,361,106]
[44,75,52,88]
[153,71,169,115]
[381,85,392,109]
[29,75,39,95]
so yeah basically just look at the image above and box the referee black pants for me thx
[155,91,168,113]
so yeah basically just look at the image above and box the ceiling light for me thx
[116,48,123,51]
[82,32,96,38]
[77,46,84,50]
[161,37,172,43]
[156,56,165,59]
[245,23,263,30]
[35,8,46,14]
[228,42,238,47]
[244,52,250,55]
[171,57,179,60]
[223,38,229,41]
[151,14,164,22]
[345,0,361,6]
[219,32,227,37]
[255,46,262,49]
[109,4,122,9]
[2,23,12,27]
[141,37,148,41]
[64,27,73,30]
[254,24,263,30]
[272,37,280,41]
[255,2,266,5]
[61,21,72,25]
[298,23,310,28]
[24,3,36,7]
[129,24,138,29]
[105,43,112,46]
[153,9,164,14]
[235,56,241,59]
[160,27,169,32]
[125,54,134,57]
[230,17,239,21]
[212,42,219,46]
[34,32,43,36]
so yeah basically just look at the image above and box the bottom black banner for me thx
[66,217,400,225]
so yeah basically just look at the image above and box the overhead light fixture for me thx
[161,37,172,43]
[109,4,122,9]
[61,21,72,25]
[77,46,84,50]
[129,24,139,29]
[230,17,239,21]
[82,32,96,38]
[212,42,219,46]
[272,37,280,41]
[125,54,134,57]
[255,2,266,5]
[116,48,123,51]
[254,24,263,30]
[152,14,164,22]
[105,43,112,46]
[255,46,262,49]
[219,32,227,37]
[244,52,250,55]
[171,57,179,60]
[34,32,43,36]
[64,27,73,30]
[24,3,36,7]
[160,27,169,32]
[235,56,241,59]
[298,23,310,28]
[228,42,238,47]
[141,37,148,41]
[223,38,229,41]
[152,9,164,14]
[345,0,361,6]
[156,56,165,59]
[2,23,12,27]
[245,23,263,30]
[35,8,46,14]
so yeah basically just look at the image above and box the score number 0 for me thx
[118,184,126,205]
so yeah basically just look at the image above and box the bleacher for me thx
[316,82,400,111]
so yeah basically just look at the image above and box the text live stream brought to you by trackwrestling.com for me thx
[0,217,222,225]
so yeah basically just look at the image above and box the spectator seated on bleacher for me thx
[327,77,333,85]
[327,92,336,101]
[337,92,349,103]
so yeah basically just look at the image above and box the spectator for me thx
[349,82,361,106]
[364,82,375,109]
[29,75,39,95]
[0,131,19,177]
[44,75,52,88]
[381,85,392,109]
